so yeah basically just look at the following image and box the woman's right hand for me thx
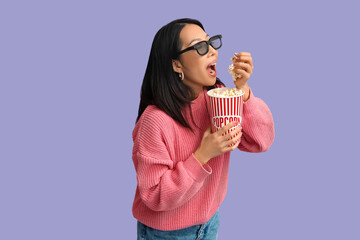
[194,122,242,165]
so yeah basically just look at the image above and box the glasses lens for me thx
[210,36,222,49]
[195,41,209,55]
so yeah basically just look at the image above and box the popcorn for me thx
[210,87,244,97]
[229,53,242,81]
[230,54,239,62]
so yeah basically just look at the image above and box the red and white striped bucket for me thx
[207,87,245,146]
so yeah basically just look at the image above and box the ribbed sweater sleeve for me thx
[239,88,275,152]
[133,108,212,212]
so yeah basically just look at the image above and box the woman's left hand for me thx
[232,52,254,101]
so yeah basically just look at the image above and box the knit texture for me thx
[131,88,275,231]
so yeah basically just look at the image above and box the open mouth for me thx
[207,62,217,76]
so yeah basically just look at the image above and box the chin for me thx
[208,76,217,86]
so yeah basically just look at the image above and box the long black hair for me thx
[136,18,224,129]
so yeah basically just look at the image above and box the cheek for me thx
[182,55,203,73]
[193,60,205,73]
[190,64,206,79]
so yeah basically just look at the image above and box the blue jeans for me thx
[137,210,220,240]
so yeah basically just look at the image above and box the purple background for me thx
[1,0,359,239]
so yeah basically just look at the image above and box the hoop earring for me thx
[179,72,184,81]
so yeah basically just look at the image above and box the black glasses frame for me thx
[177,34,222,57]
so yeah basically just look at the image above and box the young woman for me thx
[132,18,274,239]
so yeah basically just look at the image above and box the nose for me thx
[208,44,217,57]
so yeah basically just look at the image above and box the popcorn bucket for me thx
[207,87,245,145]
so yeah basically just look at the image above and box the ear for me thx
[172,59,182,74]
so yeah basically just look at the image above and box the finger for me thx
[223,126,242,146]
[237,55,253,65]
[231,52,251,62]
[234,68,248,74]
[235,52,251,56]
[231,127,242,139]
[229,139,241,151]
[225,131,243,149]
[232,55,250,63]
[227,125,242,139]
[230,130,243,144]
[219,121,237,136]
[234,55,253,70]
[203,126,212,137]
[233,68,250,79]
[234,62,252,74]
[231,138,241,150]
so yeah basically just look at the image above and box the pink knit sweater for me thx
[132,88,274,231]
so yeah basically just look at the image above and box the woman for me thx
[132,18,274,239]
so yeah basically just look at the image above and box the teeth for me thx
[208,62,216,75]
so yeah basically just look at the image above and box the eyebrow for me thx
[187,34,209,46]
